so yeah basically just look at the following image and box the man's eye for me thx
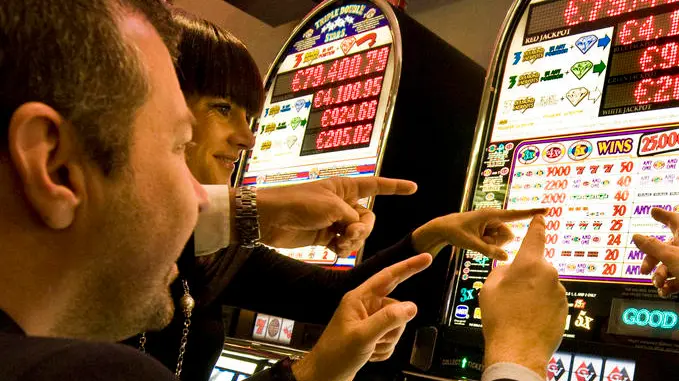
[176,141,196,154]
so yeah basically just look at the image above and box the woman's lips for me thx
[213,155,237,169]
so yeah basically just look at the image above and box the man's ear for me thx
[8,102,84,229]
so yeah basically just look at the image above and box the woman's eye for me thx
[216,104,232,116]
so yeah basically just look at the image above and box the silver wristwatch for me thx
[235,186,260,248]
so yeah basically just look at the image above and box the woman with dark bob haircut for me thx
[122,9,544,381]
[175,10,263,186]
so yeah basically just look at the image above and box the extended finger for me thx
[337,176,417,199]
[494,208,548,222]
[651,208,679,233]
[356,253,432,297]
[511,215,546,268]
[633,235,679,269]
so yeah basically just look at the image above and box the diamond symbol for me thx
[575,35,598,54]
[571,60,593,80]
[286,135,298,149]
[295,99,305,112]
[340,36,356,54]
[566,87,590,107]
[290,117,302,129]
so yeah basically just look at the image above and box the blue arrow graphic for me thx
[598,35,610,49]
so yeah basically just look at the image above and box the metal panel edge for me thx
[440,0,531,324]
[355,0,403,264]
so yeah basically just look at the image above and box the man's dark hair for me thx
[0,0,178,174]
[173,10,265,117]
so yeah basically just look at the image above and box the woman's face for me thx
[185,96,256,185]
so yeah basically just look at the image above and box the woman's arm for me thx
[218,234,418,324]
[196,208,546,323]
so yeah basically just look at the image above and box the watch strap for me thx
[235,186,260,248]
[269,357,297,381]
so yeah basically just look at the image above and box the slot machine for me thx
[405,1,679,381]
[223,0,485,369]
[235,0,485,267]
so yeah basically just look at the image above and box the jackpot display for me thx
[426,1,679,380]
[236,0,485,269]
[238,1,397,267]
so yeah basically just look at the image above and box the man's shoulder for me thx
[0,332,176,380]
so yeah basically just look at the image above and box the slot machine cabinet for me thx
[405,1,679,381]
[235,0,485,267]
[224,0,485,372]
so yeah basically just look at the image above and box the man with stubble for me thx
[0,0,208,378]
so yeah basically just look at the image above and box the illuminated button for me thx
[622,307,678,329]
[609,299,679,340]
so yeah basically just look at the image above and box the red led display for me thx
[320,100,378,128]
[313,76,383,109]
[272,45,390,98]
[564,0,679,27]
[634,74,679,104]
[303,97,379,155]
[609,40,679,77]
[639,41,679,71]
[617,10,679,45]
[604,43,679,109]
[315,123,373,150]
[300,122,374,156]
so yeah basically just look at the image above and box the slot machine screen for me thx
[238,1,398,267]
[448,1,679,378]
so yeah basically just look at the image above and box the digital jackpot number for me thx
[564,0,679,27]
[288,46,390,94]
